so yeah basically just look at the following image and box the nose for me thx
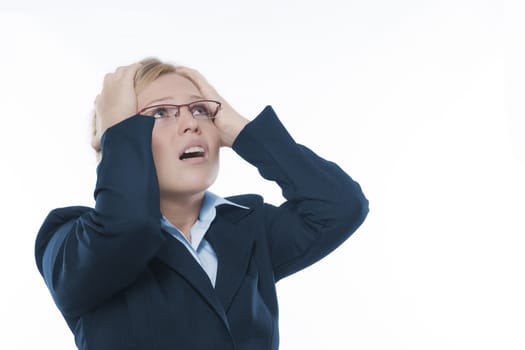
[176,108,201,135]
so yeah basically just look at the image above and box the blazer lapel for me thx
[155,233,230,329]
[206,204,256,312]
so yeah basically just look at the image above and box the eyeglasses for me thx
[138,100,221,120]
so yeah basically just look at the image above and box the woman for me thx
[35,58,369,350]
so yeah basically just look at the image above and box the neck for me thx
[160,191,205,243]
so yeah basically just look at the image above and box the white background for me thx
[1,1,524,349]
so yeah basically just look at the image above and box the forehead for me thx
[137,73,201,108]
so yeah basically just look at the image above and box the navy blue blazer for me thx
[35,106,368,350]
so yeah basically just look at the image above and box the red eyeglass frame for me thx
[138,99,222,118]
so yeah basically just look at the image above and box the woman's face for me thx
[137,73,221,199]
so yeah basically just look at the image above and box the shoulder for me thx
[35,206,93,273]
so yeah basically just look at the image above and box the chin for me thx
[157,161,219,197]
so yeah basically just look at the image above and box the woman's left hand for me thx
[175,67,249,148]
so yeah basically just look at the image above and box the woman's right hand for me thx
[92,63,142,150]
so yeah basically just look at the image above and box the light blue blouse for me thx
[160,192,248,287]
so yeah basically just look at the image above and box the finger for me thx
[103,72,114,83]
[176,67,209,86]
[176,67,218,96]
[121,63,143,87]
[111,63,142,80]
[124,62,143,77]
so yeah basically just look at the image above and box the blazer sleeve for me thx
[35,115,165,318]
[232,106,369,282]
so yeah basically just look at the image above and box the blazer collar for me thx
[206,204,255,311]
[155,234,230,328]
[155,203,255,330]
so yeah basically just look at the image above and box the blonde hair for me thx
[91,57,190,161]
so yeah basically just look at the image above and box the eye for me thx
[189,103,211,118]
[151,107,172,119]
[141,105,179,119]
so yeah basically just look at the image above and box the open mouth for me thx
[179,146,206,160]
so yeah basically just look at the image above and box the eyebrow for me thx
[144,94,204,107]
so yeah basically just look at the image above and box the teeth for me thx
[183,146,205,154]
